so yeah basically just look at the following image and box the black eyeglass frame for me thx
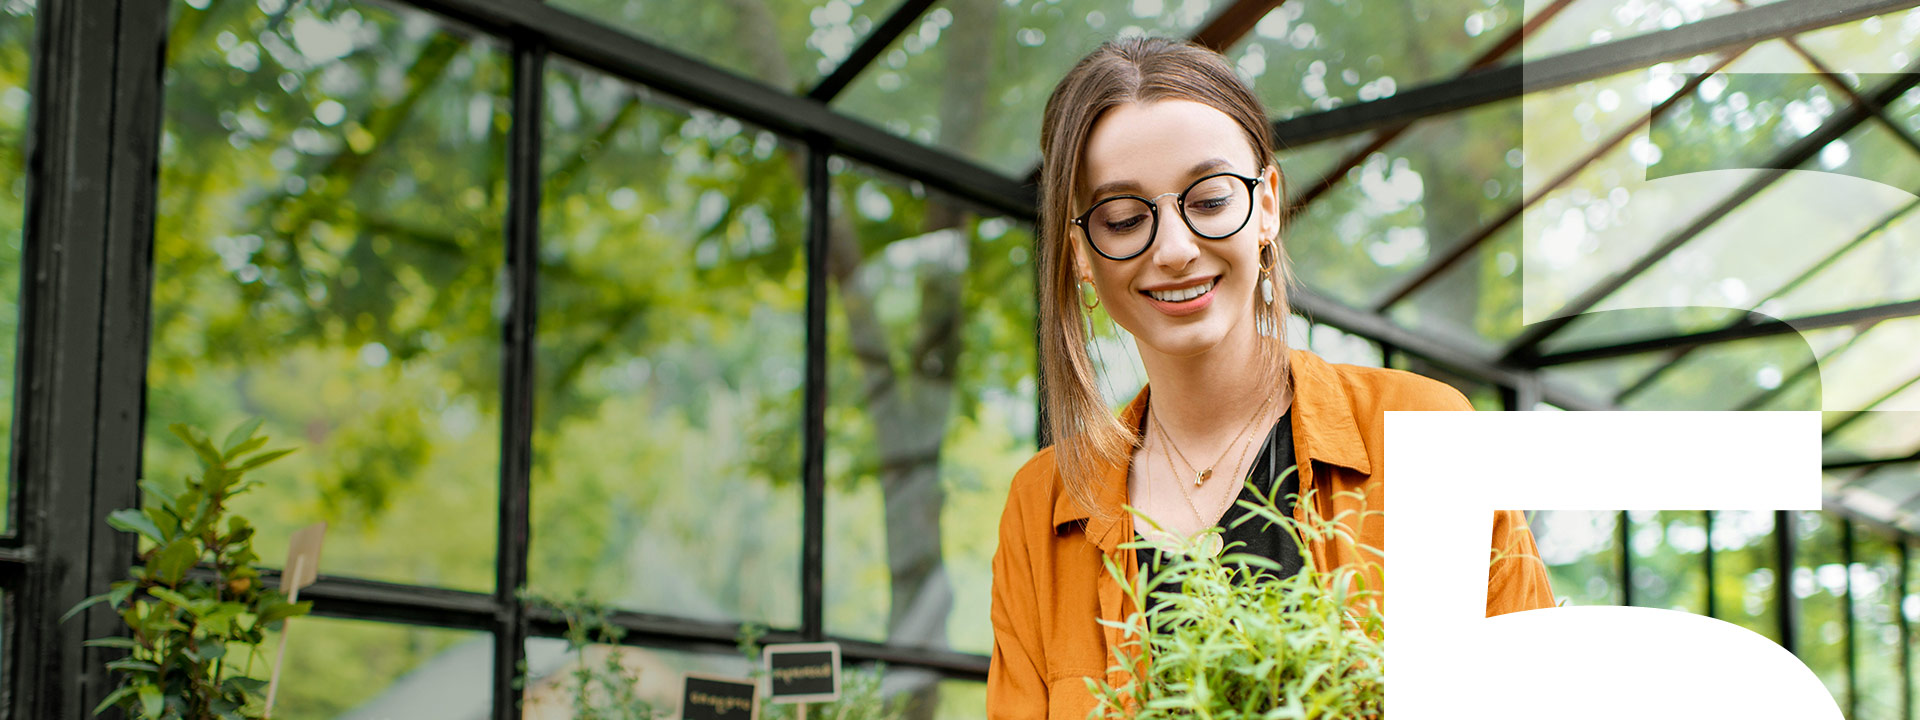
[1071,170,1264,261]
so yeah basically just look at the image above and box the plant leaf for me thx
[149,538,200,585]
[92,685,138,716]
[82,637,140,650]
[61,593,110,624]
[138,479,179,511]
[221,418,264,456]
[106,509,165,544]
[137,683,163,719]
[235,447,296,472]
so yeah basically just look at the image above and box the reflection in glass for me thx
[1627,511,1707,613]
[824,158,1037,665]
[0,0,30,534]
[1532,510,1621,607]
[148,0,507,591]
[263,617,491,718]
[1709,511,1780,643]
[531,58,806,627]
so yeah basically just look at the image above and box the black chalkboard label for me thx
[682,674,758,720]
[762,642,841,703]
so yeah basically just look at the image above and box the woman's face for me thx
[1075,99,1280,361]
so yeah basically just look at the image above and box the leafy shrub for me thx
[1088,476,1384,720]
[63,421,309,719]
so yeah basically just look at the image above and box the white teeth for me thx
[1147,279,1215,303]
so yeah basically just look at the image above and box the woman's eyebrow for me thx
[1086,158,1234,200]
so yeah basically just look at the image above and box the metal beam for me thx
[806,0,940,102]
[1531,299,1920,367]
[495,39,543,720]
[1189,0,1285,53]
[802,143,829,641]
[1371,50,1745,313]
[1504,63,1920,365]
[1271,0,1918,146]
[401,0,1036,219]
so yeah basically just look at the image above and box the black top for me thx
[1134,408,1302,610]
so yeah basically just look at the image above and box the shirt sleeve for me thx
[1486,508,1558,616]
[988,490,1049,720]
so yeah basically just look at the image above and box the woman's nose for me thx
[1150,196,1201,270]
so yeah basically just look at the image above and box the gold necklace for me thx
[1151,385,1278,486]
[1154,426,1257,557]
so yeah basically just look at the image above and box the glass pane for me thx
[824,158,1038,654]
[1519,62,1682,200]
[263,617,491,718]
[548,0,904,93]
[1795,8,1920,84]
[1289,99,1521,307]
[1275,133,1379,200]
[1388,224,1523,353]
[522,640,754,717]
[1532,510,1622,606]
[148,0,507,591]
[1826,411,1920,464]
[1615,333,1821,411]
[530,58,805,626]
[1806,315,1920,412]
[1539,352,1667,407]
[1889,83,1920,137]
[1774,195,1920,321]
[1522,0,1782,61]
[1228,0,1520,122]
[1852,529,1902,720]
[1710,510,1781,644]
[1627,511,1708,613]
[1793,510,1848,709]
[1643,58,1833,182]
[832,0,1214,176]
[0,0,30,535]
[1305,322,1383,368]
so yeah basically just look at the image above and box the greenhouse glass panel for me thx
[824,158,1038,655]
[1305,323,1384,368]
[1531,510,1622,607]
[1627,511,1708,613]
[1793,510,1849,709]
[1825,411,1920,465]
[1520,0,1787,61]
[1793,8,1920,87]
[530,57,806,627]
[1388,353,1500,411]
[264,617,491,719]
[1274,133,1380,200]
[1773,198,1920,321]
[1388,225,1524,354]
[1227,0,1521,123]
[1614,332,1823,411]
[1285,100,1521,308]
[1710,510,1780,644]
[1518,64,1677,201]
[1805,315,1920,413]
[548,0,907,93]
[147,0,509,592]
[1537,352,1668,407]
[1852,529,1902,720]
[832,0,1213,175]
[0,0,30,535]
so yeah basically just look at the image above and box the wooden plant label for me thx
[682,673,759,720]
[762,642,840,704]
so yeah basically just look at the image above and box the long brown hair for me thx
[1037,36,1296,519]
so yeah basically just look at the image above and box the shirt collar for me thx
[1051,348,1373,537]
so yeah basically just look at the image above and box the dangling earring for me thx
[1080,279,1100,338]
[1256,240,1278,338]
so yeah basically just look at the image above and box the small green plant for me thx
[520,592,666,720]
[736,625,910,720]
[62,421,309,719]
[1088,475,1384,720]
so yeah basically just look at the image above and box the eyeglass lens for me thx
[1084,174,1252,259]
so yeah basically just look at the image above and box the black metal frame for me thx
[8,0,1920,716]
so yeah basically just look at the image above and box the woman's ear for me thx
[1071,228,1093,280]
[1260,164,1283,241]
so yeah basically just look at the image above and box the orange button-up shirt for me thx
[987,349,1556,719]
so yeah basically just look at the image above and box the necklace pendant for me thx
[1195,468,1211,486]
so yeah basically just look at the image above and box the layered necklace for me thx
[1145,386,1279,556]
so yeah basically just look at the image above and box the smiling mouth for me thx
[1143,277,1217,303]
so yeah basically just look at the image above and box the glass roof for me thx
[551,0,909,92]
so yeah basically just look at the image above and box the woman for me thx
[987,37,1555,718]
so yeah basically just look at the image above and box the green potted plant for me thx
[62,421,310,719]
[1087,476,1385,719]
[519,591,667,720]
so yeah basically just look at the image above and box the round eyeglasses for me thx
[1071,171,1262,261]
